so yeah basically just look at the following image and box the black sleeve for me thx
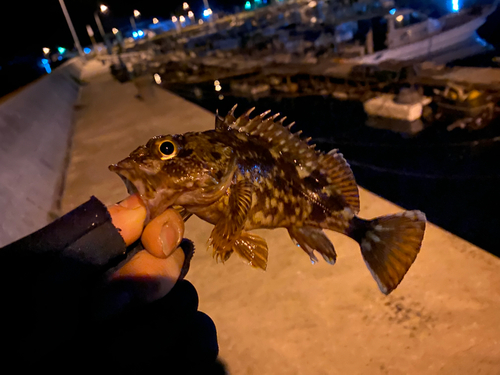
[1,195,127,270]
[0,196,130,366]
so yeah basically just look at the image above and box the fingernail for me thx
[118,194,144,210]
[160,221,182,257]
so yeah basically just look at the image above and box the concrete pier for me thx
[0,59,83,247]
[60,60,500,374]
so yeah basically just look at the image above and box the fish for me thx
[109,106,426,295]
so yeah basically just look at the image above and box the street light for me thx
[112,28,119,34]
[183,2,190,10]
[94,4,112,54]
[58,0,84,56]
[42,47,50,55]
[188,10,195,23]
[153,17,159,24]
[94,5,107,41]
[179,15,186,24]
[131,9,140,31]
[172,16,181,33]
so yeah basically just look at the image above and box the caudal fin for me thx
[349,211,426,295]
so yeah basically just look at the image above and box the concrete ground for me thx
[61,60,500,374]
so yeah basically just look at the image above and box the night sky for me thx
[1,0,240,63]
[0,0,241,97]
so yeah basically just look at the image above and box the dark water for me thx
[0,56,70,99]
[165,82,500,258]
[0,63,44,99]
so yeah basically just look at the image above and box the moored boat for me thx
[352,5,496,64]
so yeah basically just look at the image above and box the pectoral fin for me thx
[209,179,253,254]
[288,226,337,265]
[232,232,268,270]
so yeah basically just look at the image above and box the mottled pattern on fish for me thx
[110,106,426,295]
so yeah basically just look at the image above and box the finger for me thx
[107,194,147,246]
[95,247,186,318]
[141,209,184,258]
[112,247,186,302]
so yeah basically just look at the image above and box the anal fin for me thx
[232,232,268,270]
[288,226,337,265]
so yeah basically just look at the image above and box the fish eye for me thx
[158,140,178,160]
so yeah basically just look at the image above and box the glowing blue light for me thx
[41,59,51,74]
[476,36,488,47]
[389,8,396,15]
[84,47,91,54]
[137,30,144,37]
[132,31,138,38]
[203,9,211,17]
[452,0,459,12]
[57,47,66,54]
[58,56,62,61]
[245,1,251,10]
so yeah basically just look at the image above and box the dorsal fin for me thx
[215,109,226,130]
[221,107,360,213]
[319,150,360,213]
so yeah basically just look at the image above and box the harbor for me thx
[107,0,500,139]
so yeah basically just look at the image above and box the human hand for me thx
[0,195,218,372]
[89,195,219,372]
[101,194,188,316]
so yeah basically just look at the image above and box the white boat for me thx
[353,5,496,65]
[364,93,432,122]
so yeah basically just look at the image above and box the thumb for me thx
[107,194,147,246]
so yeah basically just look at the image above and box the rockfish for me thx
[110,106,426,294]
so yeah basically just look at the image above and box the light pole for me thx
[202,0,214,24]
[172,16,181,33]
[130,10,140,31]
[94,4,113,54]
[58,0,84,56]
[86,25,98,53]
[94,5,107,41]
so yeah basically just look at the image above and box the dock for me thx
[57,59,500,374]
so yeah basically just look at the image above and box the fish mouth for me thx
[109,161,167,221]
[120,174,140,196]
[109,163,152,196]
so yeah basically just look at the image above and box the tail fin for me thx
[348,211,426,295]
